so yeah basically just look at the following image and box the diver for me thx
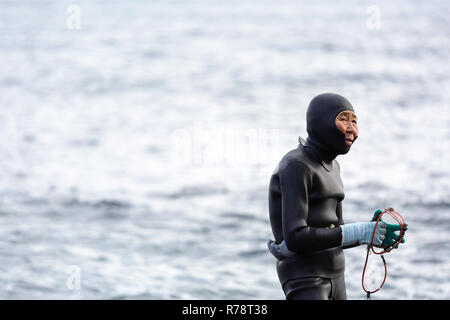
[267,93,406,300]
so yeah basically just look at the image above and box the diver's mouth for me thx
[344,138,354,146]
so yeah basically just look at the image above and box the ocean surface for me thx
[0,0,449,299]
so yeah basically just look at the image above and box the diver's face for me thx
[335,110,358,147]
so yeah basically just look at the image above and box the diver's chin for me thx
[339,145,351,155]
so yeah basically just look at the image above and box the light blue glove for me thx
[341,221,386,247]
[267,239,296,260]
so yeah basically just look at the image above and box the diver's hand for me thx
[372,209,407,248]
[382,222,406,248]
[341,221,386,247]
[267,239,296,260]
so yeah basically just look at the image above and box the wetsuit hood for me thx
[304,93,357,164]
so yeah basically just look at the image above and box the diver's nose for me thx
[347,121,357,133]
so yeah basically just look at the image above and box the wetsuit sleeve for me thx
[279,160,343,253]
[337,201,359,249]
[336,201,344,225]
[336,201,359,249]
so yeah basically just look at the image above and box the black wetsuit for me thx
[268,93,358,300]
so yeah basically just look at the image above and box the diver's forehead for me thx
[336,110,357,118]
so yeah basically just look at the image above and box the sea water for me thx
[0,0,448,299]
